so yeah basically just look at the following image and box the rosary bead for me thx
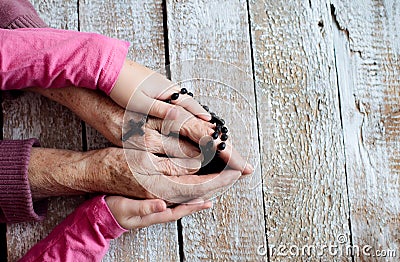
[180,88,188,94]
[187,92,194,97]
[171,93,180,100]
[202,105,209,112]
[212,116,225,126]
[221,126,228,134]
[211,131,219,139]
[221,133,228,141]
[218,142,226,151]
[165,99,171,104]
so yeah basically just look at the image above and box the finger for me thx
[159,134,201,158]
[217,142,254,175]
[169,90,211,121]
[154,107,215,143]
[154,155,202,176]
[159,170,242,203]
[180,119,253,174]
[180,117,216,145]
[126,199,167,217]
[138,200,212,227]
[133,92,211,123]
[124,128,200,158]
[138,96,177,120]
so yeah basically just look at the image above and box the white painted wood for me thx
[4,0,399,261]
[249,0,351,260]
[332,0,400,260]
[166,0,266,260]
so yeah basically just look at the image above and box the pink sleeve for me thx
[0,28,130,95]
[19,195,127,262]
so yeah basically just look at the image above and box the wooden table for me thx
[2,0,399,261]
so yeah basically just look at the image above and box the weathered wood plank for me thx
[249,0,351,260]
[4,1,83,261]
[78,1,180,261]
[166,0,265,260]
[332,0,400,260]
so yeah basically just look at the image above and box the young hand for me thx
[105,196,212,230]
[110,60,211,121]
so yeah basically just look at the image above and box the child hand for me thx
[105,196,212,230]
[110,60,211,121]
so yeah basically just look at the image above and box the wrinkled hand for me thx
[29,147,241,203]
[30,87,253,174]
[105,196,212,230]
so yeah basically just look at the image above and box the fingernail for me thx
[187,198,205,205]
[203,201,213,209]
[155,201,166,212]
[246,163,254,173]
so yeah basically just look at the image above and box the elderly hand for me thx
[105,196,212,230]
[30,87,254,174]
[28,147,241,203]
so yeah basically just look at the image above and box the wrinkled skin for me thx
[28,87,252,203]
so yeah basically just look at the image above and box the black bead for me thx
[187,92,194,97]
[180,88,188,94]
[218,142,226,151]
[210,112,216,118]
[211,131,219,139]
[221,134,228,141]
[171,93,180,100]
[212,116,225,126]
[216,125,222,132]
[202,105,209,112]
[221,126,228,134]
[165,99,171,104]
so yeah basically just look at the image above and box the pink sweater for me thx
[1,3,129,260]
[19,195,127,262]
[0,27,130,95]
[0,27,129,223]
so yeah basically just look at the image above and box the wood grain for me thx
[249,0,351,260]
[4,0,399,261]
[78,1,180,261]
[4,1,83,261]
[166,0,266,260]
[332,0,400,260]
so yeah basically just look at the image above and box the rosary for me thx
[122,88,230,173]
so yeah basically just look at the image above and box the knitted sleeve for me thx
[0,139,47,223]
[0,0,47,29]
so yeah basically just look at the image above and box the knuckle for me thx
[144,131,163,153]
[160,158,180,175]
[139,204,151,216]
